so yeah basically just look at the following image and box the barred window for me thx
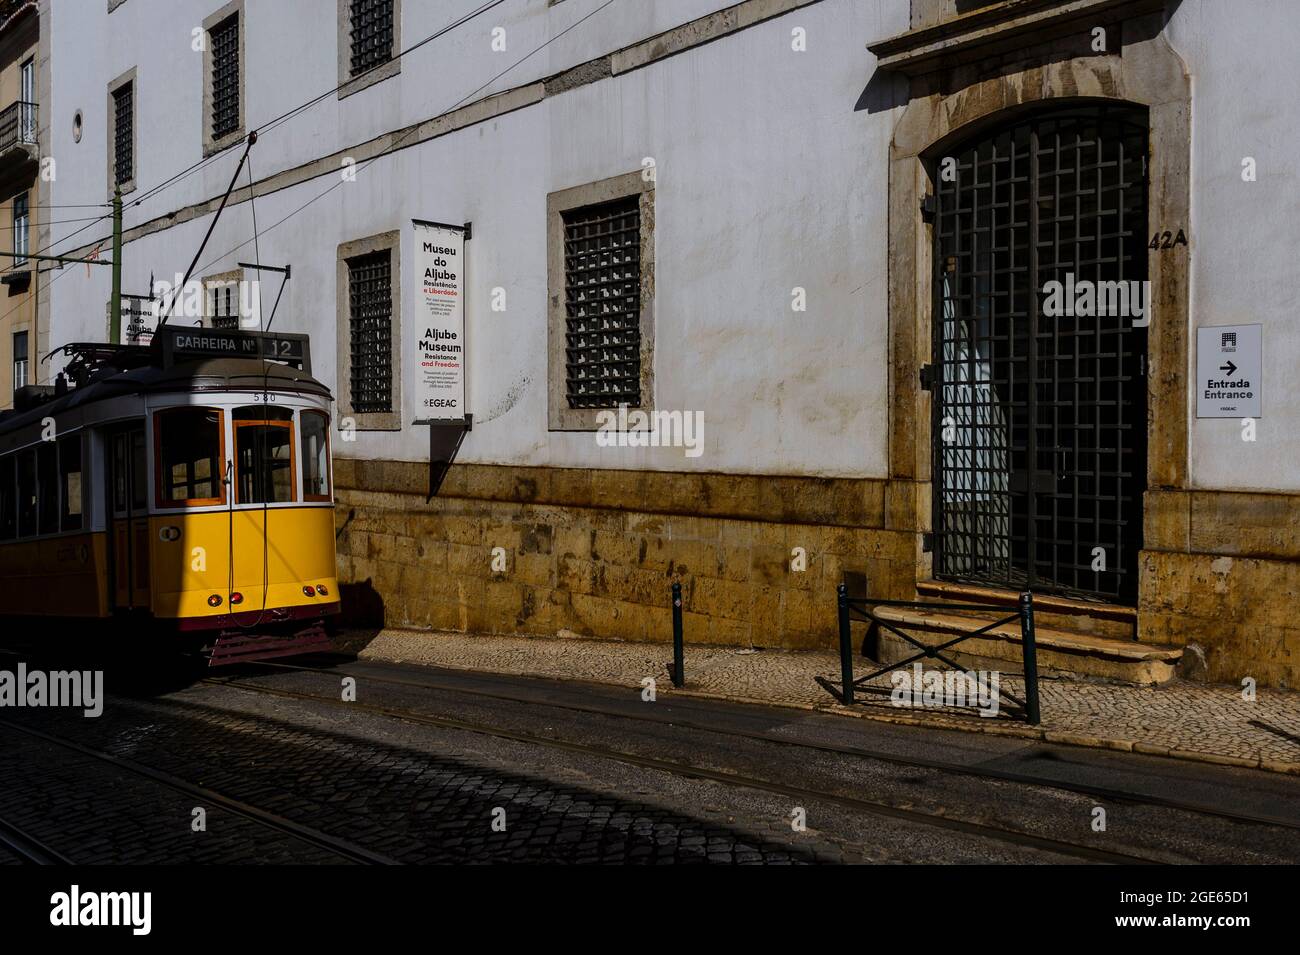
[350,0,395,77]
[113,81,133,185]
[348,251,393,414]
[208,282,240,329]
[562,196,641,409]
[210,14,240,141]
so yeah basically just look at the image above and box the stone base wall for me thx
[1141,489,1300,689]
[332,459,916,650]
[333,460,1300,687]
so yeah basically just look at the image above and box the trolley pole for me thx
[109,186,123,344]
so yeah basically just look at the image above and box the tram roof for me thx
[0,353,331,437]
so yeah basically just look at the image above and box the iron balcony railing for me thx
[0,100,37,153]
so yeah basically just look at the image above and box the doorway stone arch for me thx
[876,9,1191,604]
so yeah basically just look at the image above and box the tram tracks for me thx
[203,673,1163,864]
[0,717,398,866]
[242,657,1300,834]
[3,643,1295,864]
[0,812,73,865]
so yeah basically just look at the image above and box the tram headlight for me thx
[316,584,329,596]
[207,594,223,607]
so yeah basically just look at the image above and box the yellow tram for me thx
[0,326,340,663]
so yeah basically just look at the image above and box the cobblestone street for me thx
[3,645,1300,866]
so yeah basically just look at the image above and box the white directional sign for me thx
[1196,323,1261,418]
[411,220,467,423]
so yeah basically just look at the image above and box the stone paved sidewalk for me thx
[354,629,1300,775]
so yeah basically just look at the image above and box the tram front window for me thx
[155,407,224,506]
[300,410,331,501]
[234,406,295,504]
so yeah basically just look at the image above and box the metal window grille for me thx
[932,105,1148,603]
[562,195,642,409]
[113,82,133,184]
[210,14,240,140]
[348,250,393,414]
[350,0,395,77]
[208,284,239,329]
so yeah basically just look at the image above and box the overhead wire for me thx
[189,0,622,283]
[2,1,514,342]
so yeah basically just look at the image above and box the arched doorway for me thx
[930,103,1149,603]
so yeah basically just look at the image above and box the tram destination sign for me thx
[157,326,311,372]
[1196,323,1261,418]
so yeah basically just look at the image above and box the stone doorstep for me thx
[870,606,1182,685]
[914,579,1137,622]
[914,579,1137,640]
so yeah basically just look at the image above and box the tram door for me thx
[107,424,151,610]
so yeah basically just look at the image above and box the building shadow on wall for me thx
[854,1,1184,115]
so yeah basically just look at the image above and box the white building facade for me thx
[38,0,1300,687]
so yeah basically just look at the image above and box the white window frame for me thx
[13,330,29,390]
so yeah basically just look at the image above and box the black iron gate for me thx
[931,105,1149,603]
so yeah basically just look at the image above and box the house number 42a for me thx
[1149,229,1188,250]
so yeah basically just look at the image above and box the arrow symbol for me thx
[1220,361,1238,376]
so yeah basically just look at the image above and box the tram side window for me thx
[36,442,58,535]
[112,433,128,512]
[60,435,83,531]
[301,411,331,501]
[155,408,224,506]
[234,406,295,504]
[0,456,15,540]
[131,429,147,511]
[17,449,36,537]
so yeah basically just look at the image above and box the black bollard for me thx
[670,581,684,687]
[1019,591,1041,725]
[837,582,854,705]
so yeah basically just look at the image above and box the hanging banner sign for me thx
[122,296,155,346]
[1196,323,1262,418]
[411,219,467,423]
